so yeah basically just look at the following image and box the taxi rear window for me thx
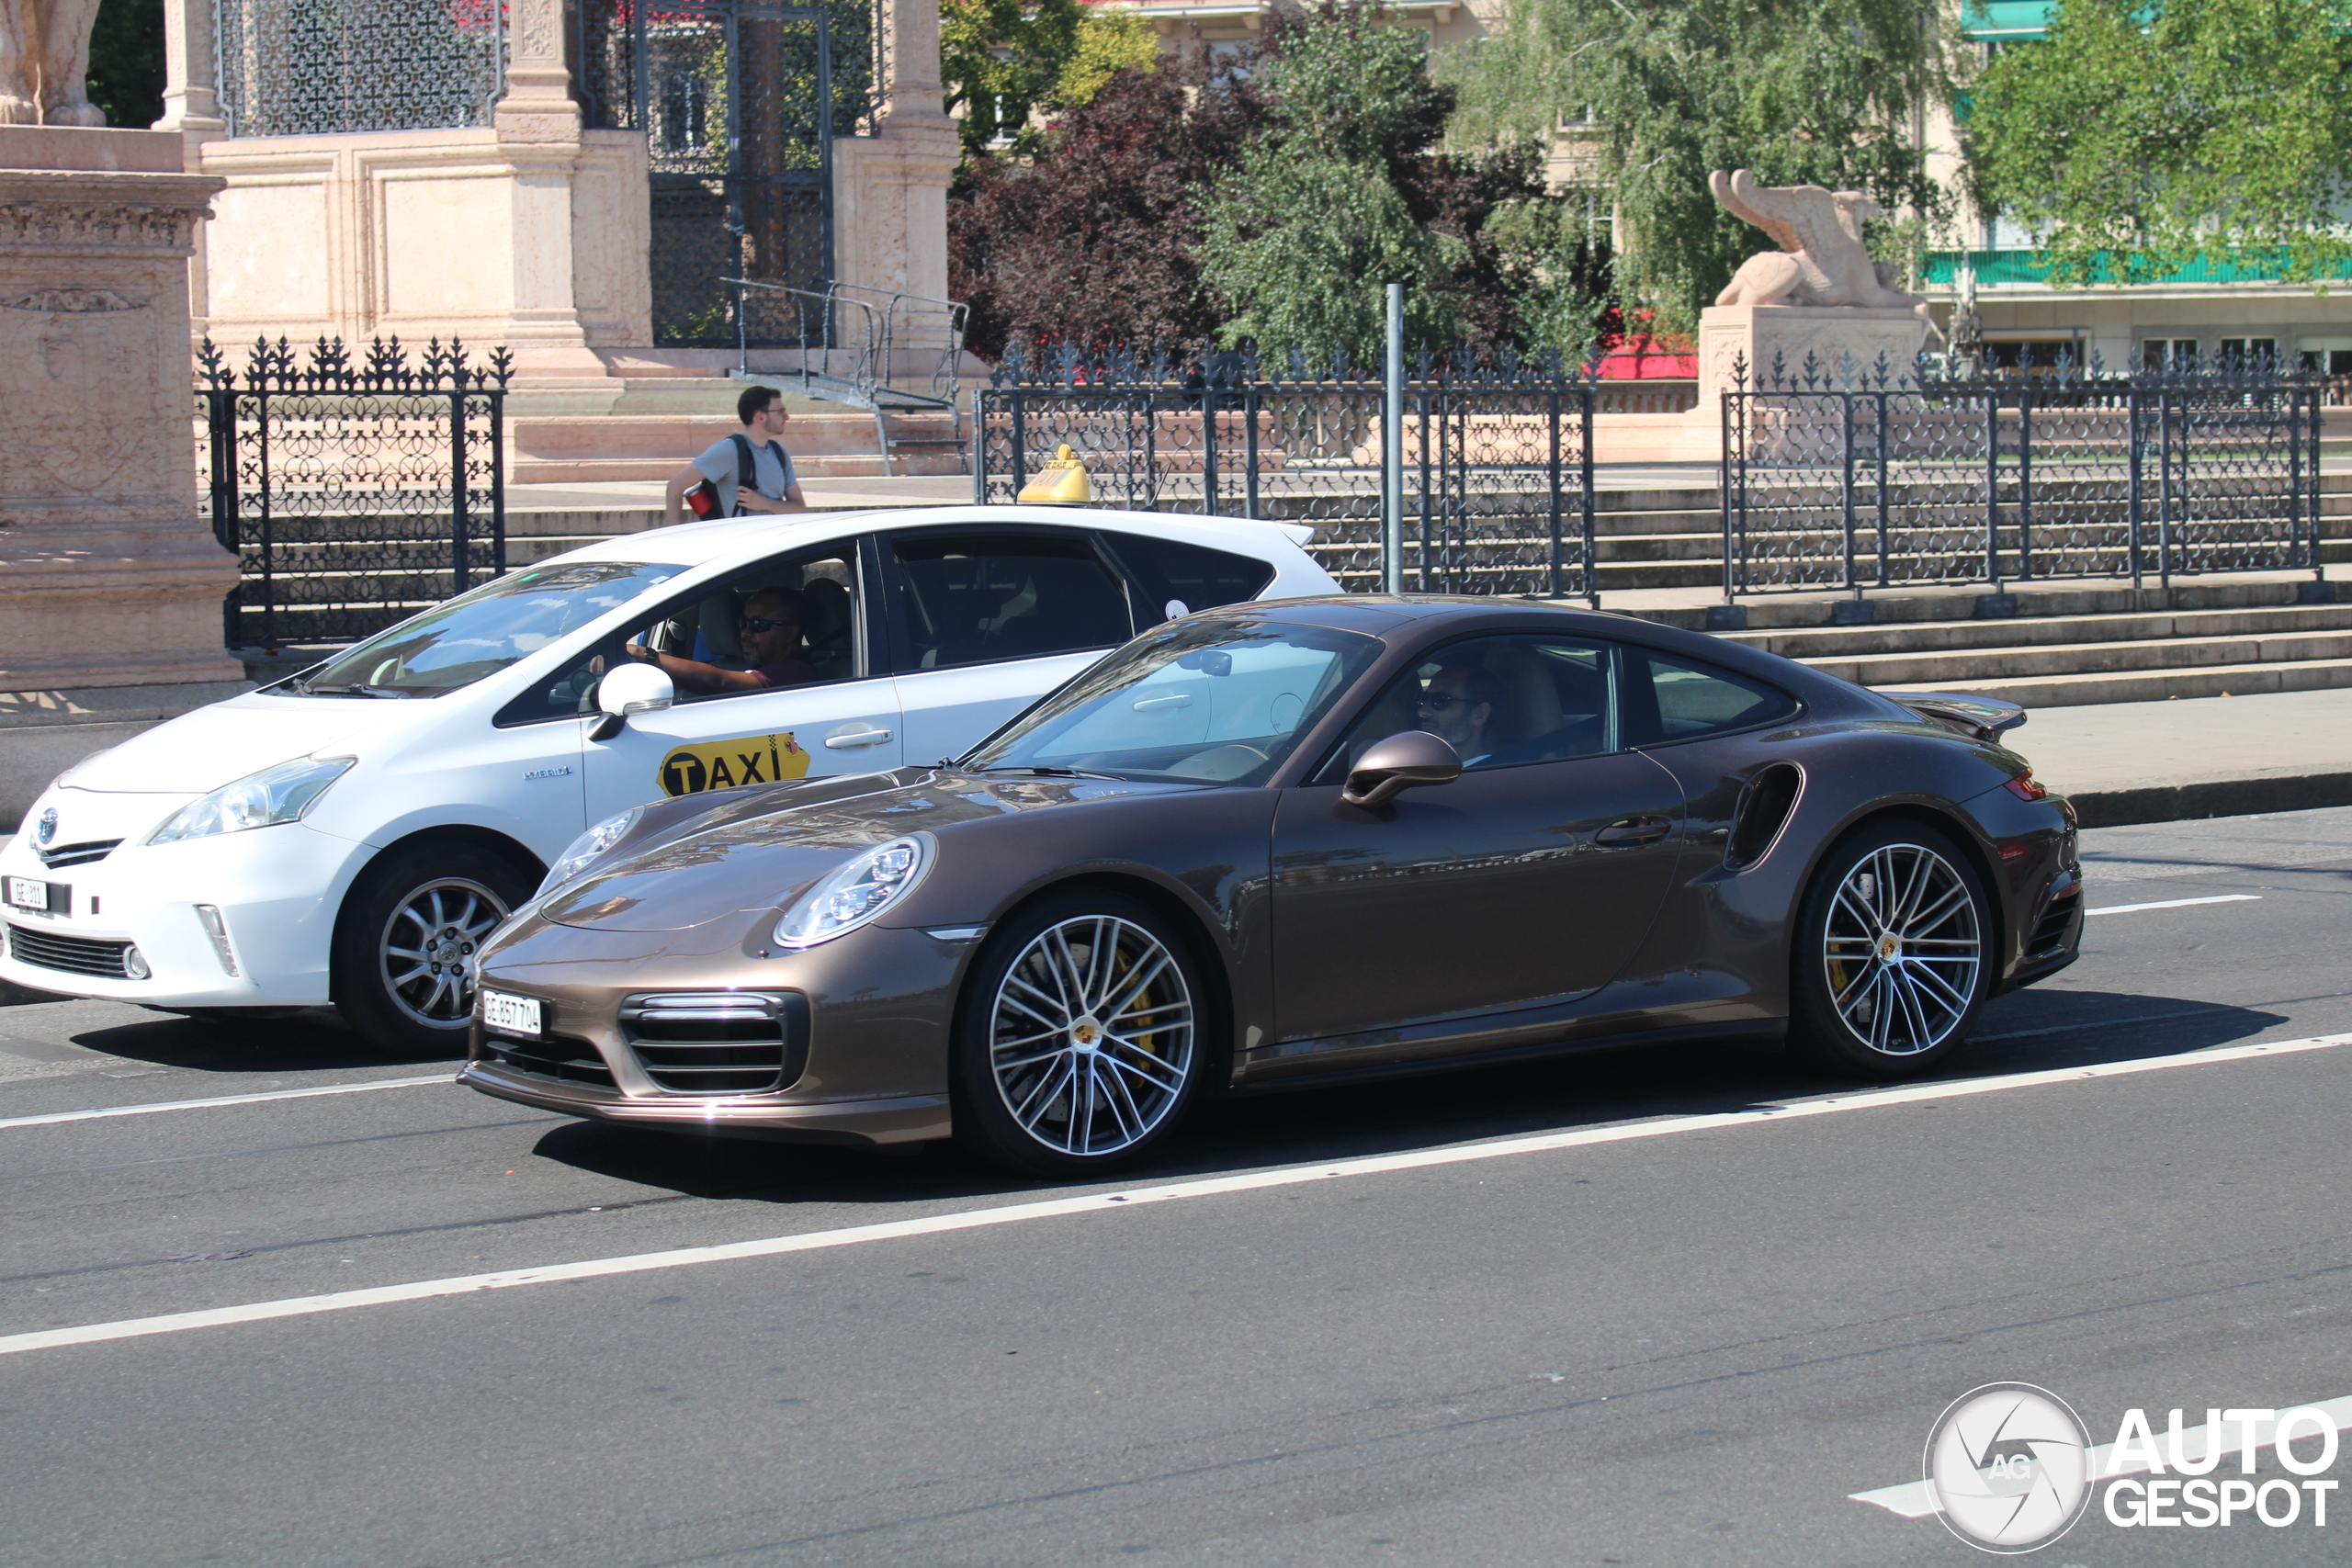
[291,562,685,699]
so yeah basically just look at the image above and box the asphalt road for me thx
[3,808,2351,1567]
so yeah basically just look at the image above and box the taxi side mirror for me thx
[591,662,675,741]
[1341,730,1462,809]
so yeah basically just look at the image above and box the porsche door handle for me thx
[1594,816,1672,846]
[823,728,894,750]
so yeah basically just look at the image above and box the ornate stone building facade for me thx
[154,0,958,409]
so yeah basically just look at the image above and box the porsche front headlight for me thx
[539,806,645,896]
[774,833,934,949]
[146,755,356,846]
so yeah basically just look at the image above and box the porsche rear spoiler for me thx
[1882,691,2028,743]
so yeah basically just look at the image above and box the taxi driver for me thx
[622,588,818,694]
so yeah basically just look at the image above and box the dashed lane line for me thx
[1,1032,2346,1359]
[2088,895,2263,917]
[0,1074,455,1131]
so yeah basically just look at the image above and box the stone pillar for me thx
[156,0,226,325]
[1698,304,1928,403]
[492,0,610,396]
[0,127,246,829]
[832,0,962,375]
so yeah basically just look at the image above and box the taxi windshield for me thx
[960,618,1381,785]
[294,561,686,698]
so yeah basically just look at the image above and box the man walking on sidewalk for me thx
[664,385,809,525]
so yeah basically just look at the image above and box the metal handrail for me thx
[722,277,968,412]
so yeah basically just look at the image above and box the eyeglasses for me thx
[1417,691,1474,713]
[741,616,797,635]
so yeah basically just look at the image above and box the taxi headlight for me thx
[539,806,645,896]
[775,833,934,949]
[146,755,356,846]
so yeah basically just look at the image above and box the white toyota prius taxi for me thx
[0,505,1336,1052]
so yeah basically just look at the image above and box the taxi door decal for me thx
[657,733,810,797]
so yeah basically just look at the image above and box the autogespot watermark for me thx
[1920,1383,2344,1553]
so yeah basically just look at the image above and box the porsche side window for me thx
[890,532,1134,671]
[1317,634,1623,777]
[1099,533,1275,620]
[1626,649,1797,743]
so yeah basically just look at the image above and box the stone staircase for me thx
[508,381,967,483]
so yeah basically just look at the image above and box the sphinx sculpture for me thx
[1710,168,1929,314]
[0,0,107,127]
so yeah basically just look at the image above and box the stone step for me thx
[1892,659,2352,708]
[1799,625,2352,688]
[1727,602,2352,660]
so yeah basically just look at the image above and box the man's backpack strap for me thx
[728,432,756,510]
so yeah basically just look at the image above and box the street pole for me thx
[1382,282,1404,594]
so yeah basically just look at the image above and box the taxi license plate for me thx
[6,876,58,914]
[481,990,543,1038]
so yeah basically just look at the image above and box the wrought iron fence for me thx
[197,337,512,648]
[1722,355,2329,597]
[975,344,1600,600]
[218,0,508,137]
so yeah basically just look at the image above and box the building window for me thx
[2143,339,2199,371]
[2218,337,2278,367]
[217,0,508,138]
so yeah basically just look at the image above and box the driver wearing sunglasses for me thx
[1414,662,1499,766]
[622,586,818,694]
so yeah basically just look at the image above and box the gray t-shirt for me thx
[693,436,797,517]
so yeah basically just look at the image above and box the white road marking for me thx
[1853,1396,2352,1517]
[0,1074,454,1131]
[2,1032,2346,1359]
[2087,894,2262,917]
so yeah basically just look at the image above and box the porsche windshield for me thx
[963,618,1382,784]
[292,561,685,697]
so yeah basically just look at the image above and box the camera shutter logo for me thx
[1926,1382,2094,1552]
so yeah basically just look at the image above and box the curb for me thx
[2068,772,2352,830]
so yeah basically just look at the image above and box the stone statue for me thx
[1710,168,1927,313]
[0,0,107,127]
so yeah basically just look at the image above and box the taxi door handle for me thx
[824,727,893,750]
[1594,816,1672,846]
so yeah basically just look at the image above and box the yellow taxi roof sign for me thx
[1016,444,1092,506]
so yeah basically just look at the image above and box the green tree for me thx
[86,0,165,129]
[944,0,1156,163]
[1446,0,1954,336]
[1200,5,1570,359]
[1966,0,2352,288]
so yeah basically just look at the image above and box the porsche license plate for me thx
[481,990,543,1038]
[6,876,57,914]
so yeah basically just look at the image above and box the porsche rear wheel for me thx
[951,890,1206,1178]
[1791,821,1990,1077]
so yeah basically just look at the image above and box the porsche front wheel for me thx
[1791,821,1991,1077]
[951,891,1207,1178]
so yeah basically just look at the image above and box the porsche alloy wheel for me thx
[954,893,1206,1176]
[1794,823,1990,1077]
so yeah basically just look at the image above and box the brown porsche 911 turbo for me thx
[460,596,2081,1176]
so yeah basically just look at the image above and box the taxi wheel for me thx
[333,841,533,1056]
[950,889,1209,1179]
[1790,819,1991,1078]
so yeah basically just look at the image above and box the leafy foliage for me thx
[1966,0,2352,287]
[87,0,166,129]
[1446,0,1954,335]
[942,0,1160,163]
[1200,6,1588,360]
[949,44,1272,356]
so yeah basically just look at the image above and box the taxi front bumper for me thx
[0,810,364,1007]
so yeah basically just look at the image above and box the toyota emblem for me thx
[36,807,57,846]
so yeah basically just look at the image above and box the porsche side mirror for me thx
[1340,730,1462,809]
[590,661,675,741]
